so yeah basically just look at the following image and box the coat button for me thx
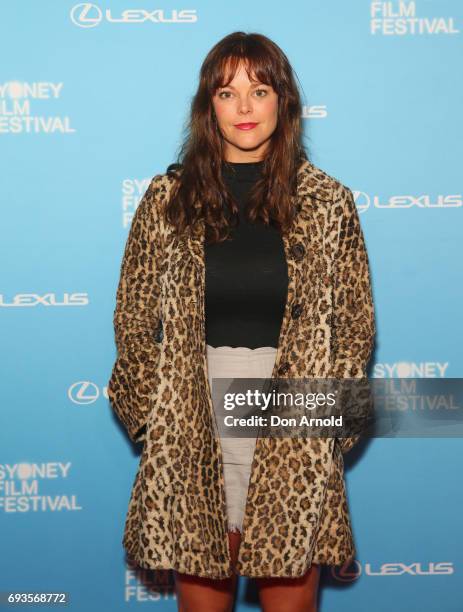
[154,319,163,343]
[290,242,305,261]
[277,361,290,375]
[291,303,303,319]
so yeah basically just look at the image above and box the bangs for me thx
[211,54,278,93]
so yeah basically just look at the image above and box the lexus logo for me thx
[352,190,370,214]
[331,559,361,582]
[68,381,100,404]
[70,3,103,28]
[70,3,198,27]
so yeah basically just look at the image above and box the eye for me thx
[216,88,270,100]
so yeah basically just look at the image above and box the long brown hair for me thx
[165,31,308,245]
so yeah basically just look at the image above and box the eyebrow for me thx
[218,83,266,90]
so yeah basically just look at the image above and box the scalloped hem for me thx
[207,344,277,354]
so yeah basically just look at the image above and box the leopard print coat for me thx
[107,159,376,579]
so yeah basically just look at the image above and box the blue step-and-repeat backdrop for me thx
[1,1,462,611]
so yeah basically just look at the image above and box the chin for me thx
[235,136,267,148]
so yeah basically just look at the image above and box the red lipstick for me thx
[234,123,258,130]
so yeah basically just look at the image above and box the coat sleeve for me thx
[329,184,376,454]
[107,175,165,443]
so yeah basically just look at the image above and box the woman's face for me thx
[212,62,278,163]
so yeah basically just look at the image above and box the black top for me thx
[204,161,288,349]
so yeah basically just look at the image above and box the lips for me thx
[234,123,258,130]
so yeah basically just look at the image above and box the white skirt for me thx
[206,344,277,533]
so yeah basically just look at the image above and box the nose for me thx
[237,95,252,115]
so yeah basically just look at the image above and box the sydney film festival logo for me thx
[370,1,460,35]
[0,463,82,513]
[0,82,75,135]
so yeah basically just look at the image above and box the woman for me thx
[108,31,375,612]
